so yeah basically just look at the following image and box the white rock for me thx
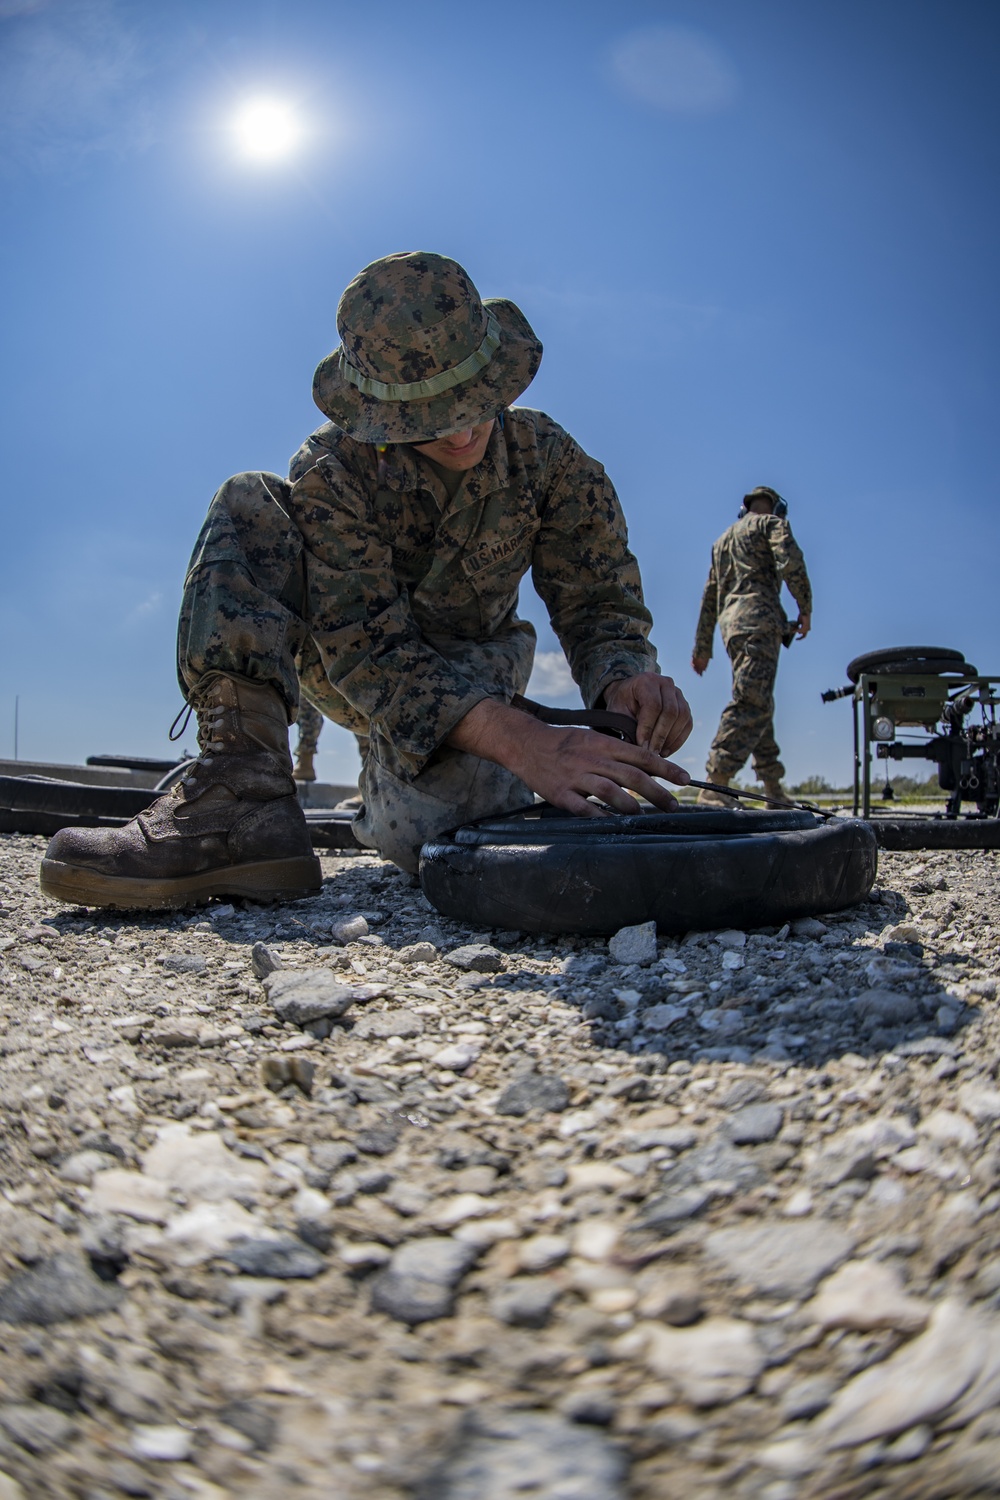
[160,1199,266,1266]
[894,1146,933,1174]
[57,1150,117,1186]
[640,1003,689,1032]
[558,1108,604,1137]
[142,1123,267,1202]
[721,950,744,971]
[518,1234,571,1272]
[293,1187,333,1224]
[339,1242,391,1269]
[756,1436,821,1477]
[698,1008,744,1034]
[782,1188,813,1218]
[820,1114,916,1172]
[431,1042,481,1071]
[565,1162,629,1193]
[397,941,438,963]
[572,1221,620,1262]
[884,1425,932,1462]
[330,915,369,943]
[937,1191,980,1223]
[131,1424,193,1462]
[918,1109,978,1150]
[452,1217,519,1247]
[817,1299,990,1448]
[608,921,658,966]
[958,1082,1000,1123]
[806,1259,930,1333]
[791,918,827,938]
[590,1287,638,1315]
[865,955,919,985]
[87,1169,170,1224]
[641,1317,765,1406]
[431,1193,494,1229]
[867,1177,907,1207]
[715,930,747,949]
[940,1323,1000,1430]
[107,1083,140,1115]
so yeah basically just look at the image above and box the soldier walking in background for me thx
[692,487,812,806]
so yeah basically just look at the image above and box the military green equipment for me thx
[822,646,1000,820]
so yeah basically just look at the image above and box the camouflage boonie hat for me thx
[312,251,543,444]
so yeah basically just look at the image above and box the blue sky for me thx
[1,0,997,788]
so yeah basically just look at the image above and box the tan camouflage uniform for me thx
[294,696,323,758]
[178,409,659,869]
[694,513,812,783]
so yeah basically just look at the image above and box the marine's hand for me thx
[602,672,693,755]
[796,613,811,641]
[691,655,709,677]
[448,699,690,819]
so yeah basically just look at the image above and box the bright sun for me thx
[231,98,303,163]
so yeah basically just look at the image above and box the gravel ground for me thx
[1,831,1000,1499]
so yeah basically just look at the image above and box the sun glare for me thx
[231,97,303,163]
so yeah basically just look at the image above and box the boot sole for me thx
[38,855,323,911]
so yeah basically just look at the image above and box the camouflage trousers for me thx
[178,471,533,873]
[294,696,323,757]
[707,629,785,783]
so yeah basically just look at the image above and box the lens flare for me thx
[231,98,302,162]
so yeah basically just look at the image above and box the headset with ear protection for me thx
[738,486,788,520]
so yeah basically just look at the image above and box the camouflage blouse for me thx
[284,408,659,773]
[694,513,812,661]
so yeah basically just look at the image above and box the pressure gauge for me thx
[872,715,895,741]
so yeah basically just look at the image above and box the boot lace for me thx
[167,702,229,787]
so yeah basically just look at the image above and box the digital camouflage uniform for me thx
[294,696,323,758]
[292,692,323,781]
[178,409,658,870]
[694,513,812,783]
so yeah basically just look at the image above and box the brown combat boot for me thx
[40,675,322,910]
[292,746,316,782]
[761,779,792,807]
[697,773,733,808]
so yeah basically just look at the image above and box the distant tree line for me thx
[784,773,943,798]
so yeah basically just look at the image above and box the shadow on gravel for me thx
[40,868,983,1077]
[438,893,982,1077]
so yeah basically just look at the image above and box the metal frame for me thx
[852,672,1000,819]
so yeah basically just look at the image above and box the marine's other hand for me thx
[603,672,693,755]
[448,701,691,819]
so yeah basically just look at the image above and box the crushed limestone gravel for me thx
[0,834,999,1497]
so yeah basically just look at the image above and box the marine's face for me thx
[412,419,495,471]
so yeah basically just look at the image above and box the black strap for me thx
[510,693,638,745]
